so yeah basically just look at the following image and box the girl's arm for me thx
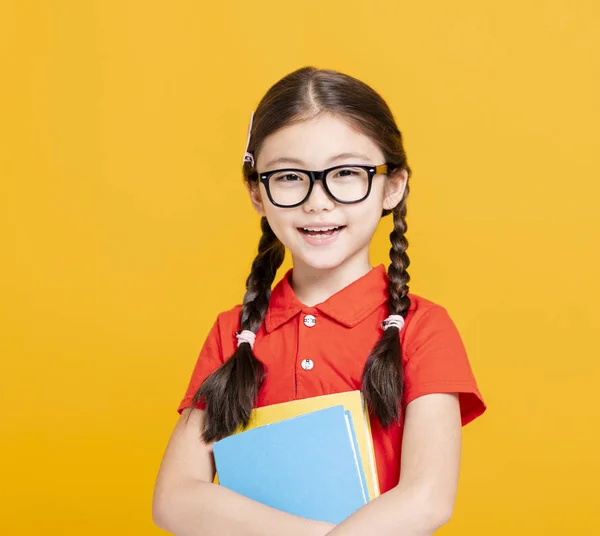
[152,407,335,536]
[327,393,463,536]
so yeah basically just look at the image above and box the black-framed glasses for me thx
[256,163,390,208]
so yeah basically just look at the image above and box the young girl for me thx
[153,66,486,536]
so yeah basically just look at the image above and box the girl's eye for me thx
[275,173,304,182]
[333,168,361,178]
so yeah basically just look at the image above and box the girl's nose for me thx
[302,181,335,212]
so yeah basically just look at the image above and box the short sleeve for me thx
[177,316,225,414]
[403,306,486,425]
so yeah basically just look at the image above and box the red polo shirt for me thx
[178,264,486,494]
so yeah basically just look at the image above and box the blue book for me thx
[213,405,368,524]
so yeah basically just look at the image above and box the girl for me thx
[153,66,486,536]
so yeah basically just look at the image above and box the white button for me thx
[303,314,316,327]
[301,359,314,371]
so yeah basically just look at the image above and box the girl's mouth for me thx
[298,226,346,243]
[300,225,345,236]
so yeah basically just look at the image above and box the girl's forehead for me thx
[257,114,385,170]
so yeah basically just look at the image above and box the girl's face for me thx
[248,113,407,275]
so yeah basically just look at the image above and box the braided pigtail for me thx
[361,184,411,427]
[193,217,285,442]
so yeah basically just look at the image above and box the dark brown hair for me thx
[193,66,412,442]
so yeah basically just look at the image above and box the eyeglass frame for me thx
[252,163,391,208]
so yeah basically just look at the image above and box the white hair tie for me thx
[382,315,405,332]
[236,330,256,349]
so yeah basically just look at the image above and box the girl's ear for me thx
[383,168,409,211]
[245,180,267,216]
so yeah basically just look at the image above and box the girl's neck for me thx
[290,254,373,307]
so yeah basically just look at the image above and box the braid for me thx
[194,217,285,442]
[362,184,411,427]
[387,186,411,317]
[240,217,285,332]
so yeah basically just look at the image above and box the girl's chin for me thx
[290,250,354,272]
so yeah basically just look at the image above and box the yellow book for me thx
[214,390,380,500]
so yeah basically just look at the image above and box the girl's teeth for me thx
[300,226,344,237]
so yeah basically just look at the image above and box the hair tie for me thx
[242,111,255,167]
[236,329,256,349]
[382,314,405,332]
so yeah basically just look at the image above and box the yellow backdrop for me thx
[1,1,599,534]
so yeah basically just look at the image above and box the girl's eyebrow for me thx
[264,152,372,169]
[264,156,306,168]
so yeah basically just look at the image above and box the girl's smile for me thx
[298,224,346,245]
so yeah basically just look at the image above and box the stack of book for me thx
[212,391,379,525]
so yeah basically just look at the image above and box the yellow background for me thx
[1,1,599,534]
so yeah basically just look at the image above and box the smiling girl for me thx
[153,66,486,536]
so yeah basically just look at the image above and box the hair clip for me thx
[242,111,255,167]
[381,314,405,332]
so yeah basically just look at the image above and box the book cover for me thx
[213,405,368,524]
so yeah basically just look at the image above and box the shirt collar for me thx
[265,264,391,332]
